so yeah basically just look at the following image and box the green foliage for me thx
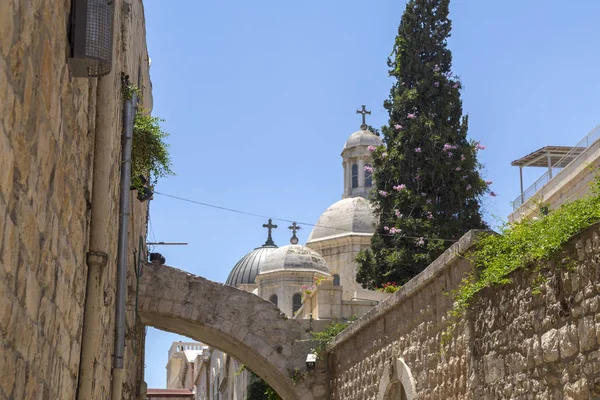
[378,281,401,293]
[131,107,174,192]
[311,320,351,359]
[247,373,281,400]
[357,0,488,289]
[443,179,600,344]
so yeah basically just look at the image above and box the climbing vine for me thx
[311,319,353,359]
[443,175,600,345]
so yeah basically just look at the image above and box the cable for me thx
[153,191,461,243]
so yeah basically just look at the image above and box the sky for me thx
[142,0,600,388]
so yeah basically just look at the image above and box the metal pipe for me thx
[114,93,137,371]
[519,166,524,204]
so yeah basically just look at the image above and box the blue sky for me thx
[142,0,600,388]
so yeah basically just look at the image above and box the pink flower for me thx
[475,142,486,150]
[490,191,497,197]
[461,154,466,161]
[434,81,440,87]
[414,147,422,153]
[443,143,457,152]
[367,145,376,152]
[383,226,390,231]
[379,190,388,197]
[416,237,425,246]
[381,152,388,158]
[452,83,460,89]
[448,152,453,157]
[394,124,403,130]
[426,211,434,219]
[395,210,403,218]
[455,167,462,171]
[364,165,374,173]
[407,113,417,119]
[466,184,472,190]
[393,184,406,191]
[485,180,493,185]
[433,65,440,72]
[389,227,401,234]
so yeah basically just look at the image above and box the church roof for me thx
[225,244,278,287]
[258,245,330,275]
[307,197,376,243]
[343,128,383,151]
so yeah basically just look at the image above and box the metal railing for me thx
[511,124,600,210]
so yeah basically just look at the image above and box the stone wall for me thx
[0,0,153,399]
[327,224,600,399]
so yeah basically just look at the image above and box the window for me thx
[364,163,372,187]
[269,294,278,306]
[352,164,358,188]
[292,293,302,314]
[333,274,340,286]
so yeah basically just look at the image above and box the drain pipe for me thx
[111,92,138,400]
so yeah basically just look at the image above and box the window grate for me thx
[69,0,114,77]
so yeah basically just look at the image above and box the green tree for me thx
[357,0,490,289]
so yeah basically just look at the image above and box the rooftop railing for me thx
[511,124,600,210]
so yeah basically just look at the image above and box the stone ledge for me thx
[327,229,490,352]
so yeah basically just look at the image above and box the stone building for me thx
[0,1,154,399]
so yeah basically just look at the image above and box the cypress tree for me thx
[356,0,492,289]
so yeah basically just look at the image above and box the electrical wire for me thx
[153,191,461,243]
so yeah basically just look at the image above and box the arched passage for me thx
[138,264,326,400]
[377,358,417,400]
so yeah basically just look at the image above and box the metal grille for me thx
[511,124,600,210]
[69,0,114,77]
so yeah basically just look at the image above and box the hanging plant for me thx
[130,107,174,194]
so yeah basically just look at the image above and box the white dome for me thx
[307,197,376,243]
[343,128,383,151]
[258,245,330,275]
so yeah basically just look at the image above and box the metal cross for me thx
[263,219,277,246]
[288,222,301,245]
[356,105,371,127]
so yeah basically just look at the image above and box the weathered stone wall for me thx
[0,0,152,399]
[327,224,600,399]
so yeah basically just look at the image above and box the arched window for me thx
[292,293,302,314]
[333,274,340,286]
[269,294,278,306]
[384,382,408,400]
[351,164,358,188]
[364,163,372,187]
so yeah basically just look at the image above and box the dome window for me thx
[352,164,359,189]
[364,163,372,187]
[333,274,340,286]
[292,293,302,314]
[269,294,278,306]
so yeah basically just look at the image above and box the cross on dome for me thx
[262,219,277,246]
[288,222,301,245]
[356,105,371,130]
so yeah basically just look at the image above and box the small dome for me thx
[226,245,278,287]
[307,197,376,243]
[259,245,330,275]
[343,128,383,151]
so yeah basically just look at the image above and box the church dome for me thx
[343,128,383,151]
[307,197,376,243]
[258,245,330,276]
[225,244,278,287]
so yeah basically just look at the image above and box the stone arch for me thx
[377,357,417,400]
[138,264,325,400]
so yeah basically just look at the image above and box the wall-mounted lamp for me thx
[306,353,316,369]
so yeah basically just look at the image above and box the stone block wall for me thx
[0,0,153,399]
[327,224,600,399]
